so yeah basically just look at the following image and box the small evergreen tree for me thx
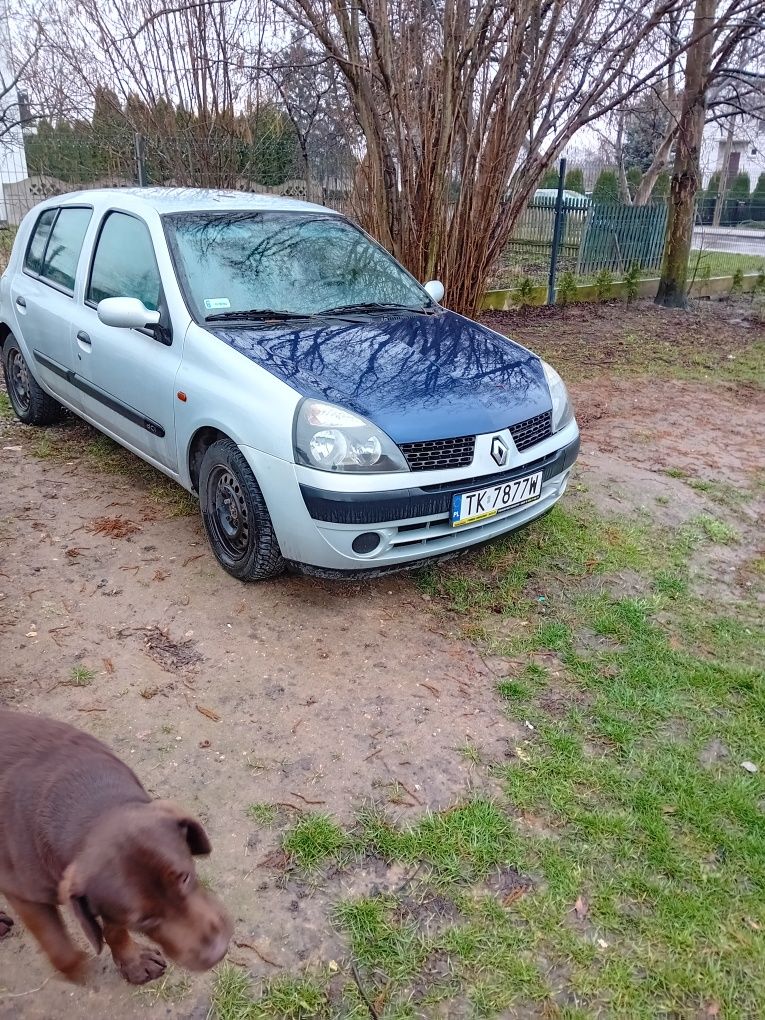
[626,166,642,199]
[752,173,765,222]
[723,172,752,225]
[564,167,584,193]
[653,171,671,200]
[623,263,641,302]
[556,271,578,305]
[592,169,620,203]
[595,268,614,301]
[540,168,561,189]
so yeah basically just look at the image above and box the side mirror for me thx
[97,297,161,331]
[423,280,445,303]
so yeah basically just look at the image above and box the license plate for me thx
[451,471,543,527]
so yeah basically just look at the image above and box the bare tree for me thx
[20,0,274,184]
[656,0,765,307]
[273,0,765,316]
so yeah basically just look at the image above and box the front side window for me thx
[164,212,429,320]
[38,207,92,293]
[88,212,161,311]
[24,208,57,275]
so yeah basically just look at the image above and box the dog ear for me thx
[69,895,104,954]
[152,801,213,855]
[178,817,212,856]
[59,864,104,955]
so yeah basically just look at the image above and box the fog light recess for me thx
[352,532,381,554]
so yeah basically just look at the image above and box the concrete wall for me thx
[481,273,764,312]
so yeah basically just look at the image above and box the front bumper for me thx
[239,423,579,573]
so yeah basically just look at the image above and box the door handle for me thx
[76,330,91,346]
[15,295,26,308]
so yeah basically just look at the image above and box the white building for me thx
[0,0,29,224]
[700,116,765,189]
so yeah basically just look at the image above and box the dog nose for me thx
[201,928,230,968]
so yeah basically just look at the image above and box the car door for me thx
[72,210,181,472]
[9,205,93,408]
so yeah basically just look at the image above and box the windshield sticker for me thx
[203,297,231,310]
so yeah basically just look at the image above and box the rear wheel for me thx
[199,439,285,581]
[2,334,63,426]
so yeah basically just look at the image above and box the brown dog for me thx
[0,709,232,984]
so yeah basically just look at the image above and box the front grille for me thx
[509,410,553,452]
[400,434,475,471]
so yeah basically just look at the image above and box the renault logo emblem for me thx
[490,436,508,466]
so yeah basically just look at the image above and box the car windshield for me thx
[164,211,430,321]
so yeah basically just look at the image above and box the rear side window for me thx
[88,212,161,311]
[25,206,92,294]
[24,209,57,274]
[40,208,92,293]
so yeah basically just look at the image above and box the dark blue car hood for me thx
[210,310,550,443]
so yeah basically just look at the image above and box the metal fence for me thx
[1,132,763,299]
[492,190,765,292]
[0,129,356,228]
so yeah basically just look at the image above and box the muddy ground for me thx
[0,301,763,1018]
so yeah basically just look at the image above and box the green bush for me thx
[540,168,560,189]
[751,173,765,222]
[592,169,620,203]
[556,271,578,305]
[564,167,584,193]
[512,275,536,308]
[654,171,671,199]
[623,263,641,302]
[595,268,614,301]
[626,166,642,198]
[730,267,744,295]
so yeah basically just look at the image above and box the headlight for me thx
[293,399,408,472]
[542,360,574,433]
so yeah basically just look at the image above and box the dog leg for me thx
[4,895,87,981]
[103,922,166,985]
[0,910,14,938]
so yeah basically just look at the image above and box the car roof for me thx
[44,187,339,217]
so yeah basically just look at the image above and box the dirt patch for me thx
[1,306,764,1016]
[482,298,765,383]
[0,412,513,1017]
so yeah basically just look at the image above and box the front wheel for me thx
[199,439,285,581]
[2,334,63,426]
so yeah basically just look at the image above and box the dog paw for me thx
[117,947,167,985]
[58,950,90,984]
[0,911,13,938]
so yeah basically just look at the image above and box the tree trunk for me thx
[712,118,734,226]
[633,128,677,204]
[655,0,716,308]
[615,112,633,204]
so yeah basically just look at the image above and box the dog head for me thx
[59,800,232,971]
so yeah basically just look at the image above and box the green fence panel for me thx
[577,202,667,275]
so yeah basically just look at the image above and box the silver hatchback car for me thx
[1,188,579,581]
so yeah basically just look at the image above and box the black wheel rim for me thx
[8,348,31,414]
[208,466,251,562]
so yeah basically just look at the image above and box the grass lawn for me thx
[689,249,765,277]
[210,358,765,1015]
[492,245,765,289]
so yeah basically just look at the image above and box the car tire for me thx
[2,334,64,426]
[199,438,285,581]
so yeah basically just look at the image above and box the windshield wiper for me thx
[318,301,434,316]
[205,308,314,322]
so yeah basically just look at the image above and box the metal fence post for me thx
[547,157,567,305]
[134,133,147,187]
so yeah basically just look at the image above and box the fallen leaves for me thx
[574,895,589,920]
[196,704,221,722]
[86,516,141,539]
